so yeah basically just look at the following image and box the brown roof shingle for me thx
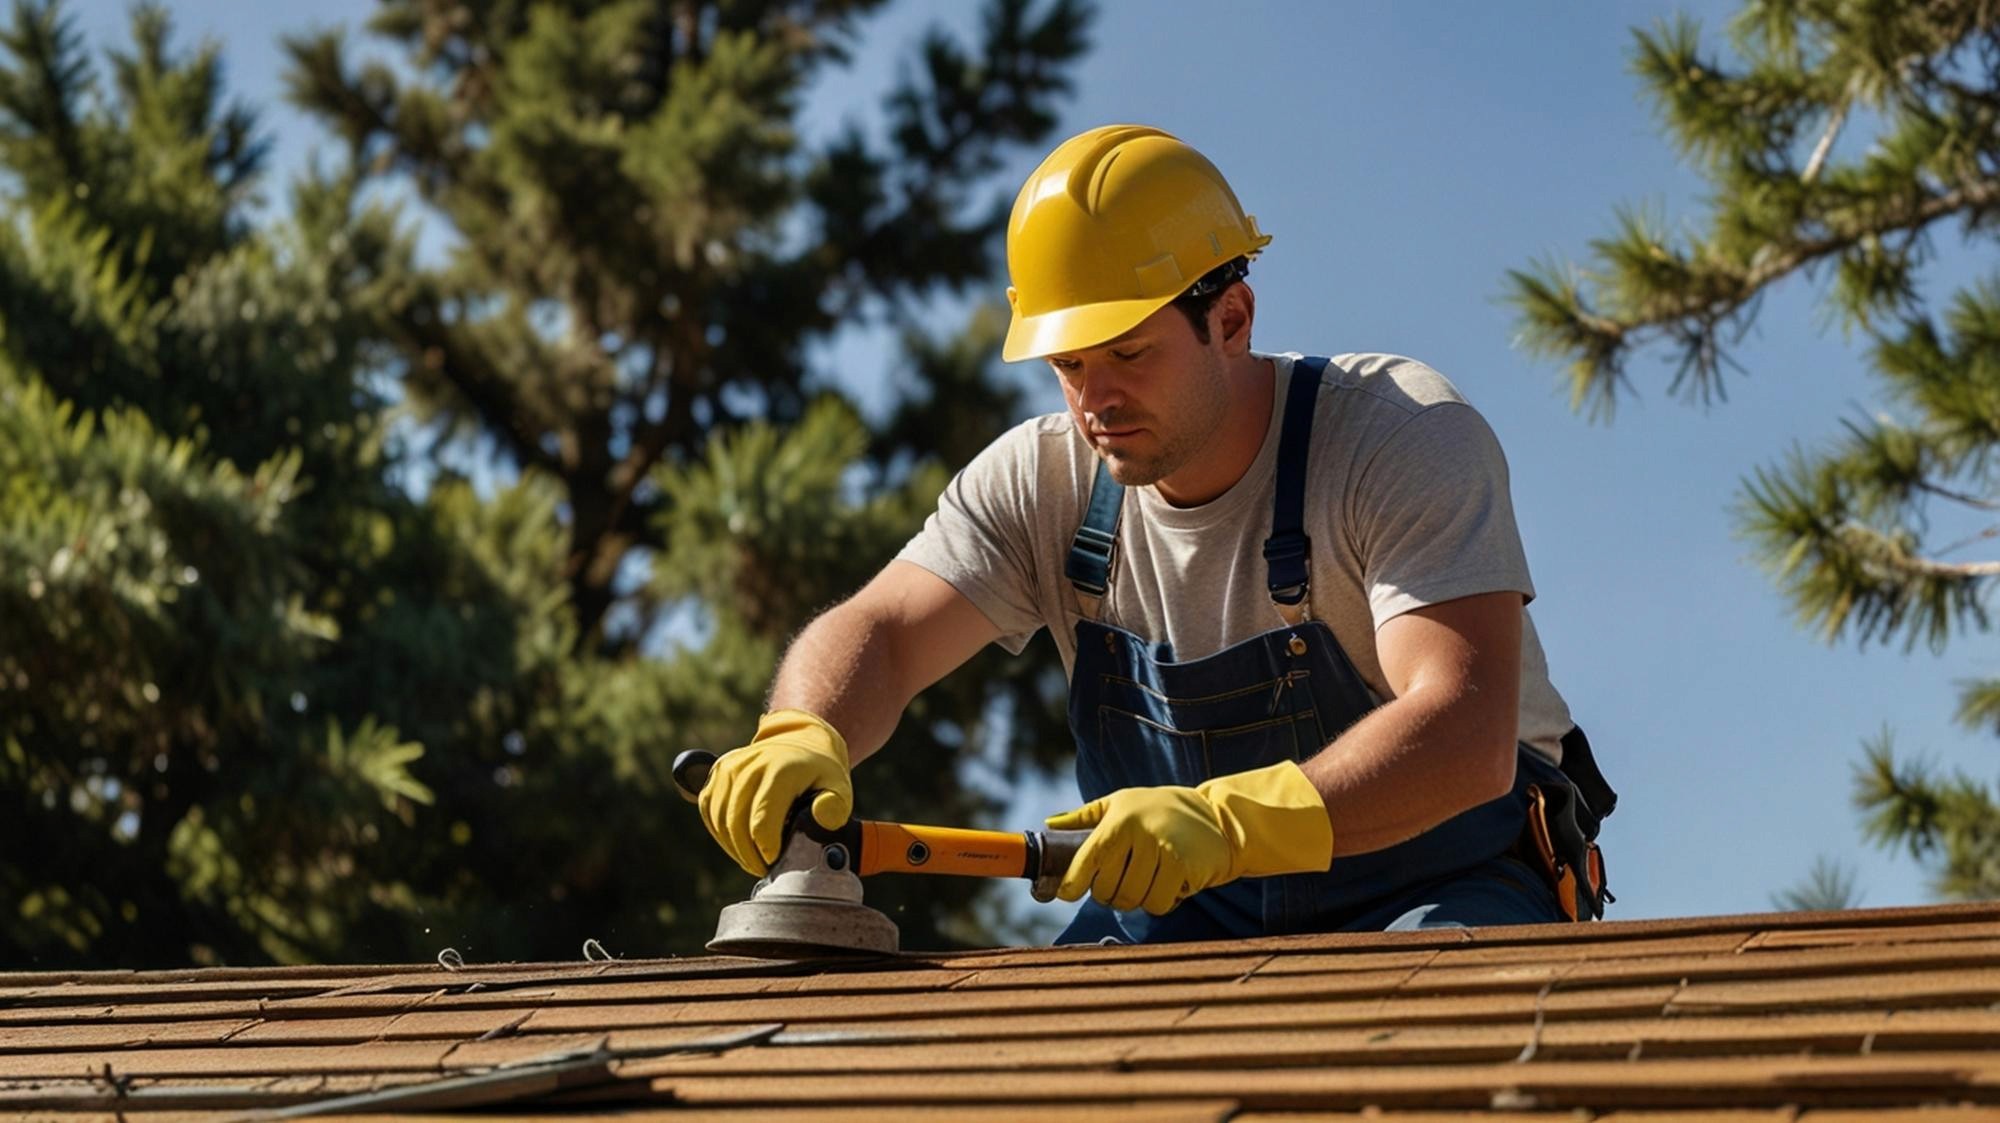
[1,901,1997,1120]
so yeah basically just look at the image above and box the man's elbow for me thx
[1476,704,1520,802]
[1408,680,1520,807]
[1436,680,1518,805]
[1481,732,1517,802]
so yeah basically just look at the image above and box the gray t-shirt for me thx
[896,351,1573,762]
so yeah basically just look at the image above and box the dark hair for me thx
[1170,256,1250,343]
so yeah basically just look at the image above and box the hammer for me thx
[673,749,1091,956]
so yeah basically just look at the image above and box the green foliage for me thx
[0,1,472,965]
[326,718,433,810]
[276,0,1089,953]
[282,0,1089,643]
[1512,0,2000,902]
[653,396,929,633]
[1510,0,2000,414]
[1770,854,1863,911]
[1737,427,1989,654]
[1,0,1089,967]
[1855,731,2000,898]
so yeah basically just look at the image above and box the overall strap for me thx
[1265,356,1330,624]
[1066,457,1124,619]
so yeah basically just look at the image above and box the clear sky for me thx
[73,0,1995,924]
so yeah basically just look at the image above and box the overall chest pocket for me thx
[1092,671,1328,789]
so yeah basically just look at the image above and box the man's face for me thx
[1046,304,1231,488]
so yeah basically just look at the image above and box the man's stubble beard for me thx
[1100,427,1199,487]
[1096,360,1231,488]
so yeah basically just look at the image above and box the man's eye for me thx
[1111,348,1145,362]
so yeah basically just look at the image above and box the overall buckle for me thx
[1263,531,1311,606]
[1066,524,1118,598]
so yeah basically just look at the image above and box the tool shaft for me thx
[673,749,1085,889]
[857,821,1025,877]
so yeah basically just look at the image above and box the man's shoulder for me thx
[980,410,1086,468]
[1020,410,1081,441]
[953,411,1091,514]
[1318,352,1472,417]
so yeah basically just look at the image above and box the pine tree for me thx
[283,0,1088,649]
[1,0,1091,967]
[1508,1,2000,899]
[0,0,515,965]
[279,0,1093,954]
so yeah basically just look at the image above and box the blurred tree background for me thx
[0,0,1090,968]
[1509,0,2000,902]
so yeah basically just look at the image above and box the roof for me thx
[2,900,1998,1121]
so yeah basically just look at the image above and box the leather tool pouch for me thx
[1518,725,1617,922]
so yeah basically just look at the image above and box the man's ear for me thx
[1214,283,1255,355]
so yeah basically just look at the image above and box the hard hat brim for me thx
[1001,294,1176,363]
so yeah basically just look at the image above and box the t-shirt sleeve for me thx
[894,424,1049,655]
[1349,401,1535,629]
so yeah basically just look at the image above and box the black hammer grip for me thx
[672,749,716,804]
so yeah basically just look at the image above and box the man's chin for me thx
[1099,450,1166,487]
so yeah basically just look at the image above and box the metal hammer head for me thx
[707,820,899,958]
[673,749,899,958]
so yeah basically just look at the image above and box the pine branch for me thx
[1770,854,1863,911]
[108,5,268,196]
[0,0,91,188]
[1853,727,2000,899]
[1834,525,2000,578]
[1916,480,2000,512]
[1854,730,1942,859]
[392,293,563,478]
[1955,676,2000,733]
[1518,4,2000,413]
[1799,81,1853,183]
[282,30,487,208]
[1613,179,2000,407]
[855,0,1092,295]
[1739,435,1995,652]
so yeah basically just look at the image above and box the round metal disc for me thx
[707,897,900,958]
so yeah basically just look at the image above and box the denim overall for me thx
[1055,356,1571,944]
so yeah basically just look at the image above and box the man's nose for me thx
[1077,362,1126,417]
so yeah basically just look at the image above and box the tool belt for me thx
[1515,725,1618,922]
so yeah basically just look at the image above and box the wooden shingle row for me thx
[0,901,1995,1119]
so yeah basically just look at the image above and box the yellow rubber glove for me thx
[1045,760,1333,915]
[698,710,853,877]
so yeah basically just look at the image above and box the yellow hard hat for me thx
[1001,124,1271,362]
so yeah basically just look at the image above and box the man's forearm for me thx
[763,562,1005,768]
[1299,685,1518,857]
[767,603,912,766]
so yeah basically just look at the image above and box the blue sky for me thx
[73,0,1995,925]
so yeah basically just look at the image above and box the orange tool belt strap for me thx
[1518,778,1613,922]
[1513,724,1618,922]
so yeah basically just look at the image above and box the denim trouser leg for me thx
[1341,855,1566,932]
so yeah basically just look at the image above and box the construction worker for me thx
[699,124,1615,942]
